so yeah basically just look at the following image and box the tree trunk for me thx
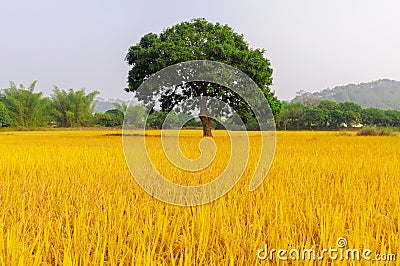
[199,95,212,137]
[200,116,212,137]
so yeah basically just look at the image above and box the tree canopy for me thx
[51,87,99,127]
[0,81,51,127]
[0,82,102,129]
[125,18,281,136]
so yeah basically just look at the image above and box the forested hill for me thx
[292,79,400,110]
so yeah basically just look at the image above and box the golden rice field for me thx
[0,130,399,265]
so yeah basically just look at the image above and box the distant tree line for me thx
[2,81,399,131]
[277,100,400,130]
[0,81,208,130]
[0,81,123,128]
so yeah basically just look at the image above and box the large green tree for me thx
[384,110,400,127]
[125,18,281,136]
[304,107,326,129]
[317,100,341,128]
[1,81,51,127]
[51,87,99,127]
[338,102,361,126]
[361,108,387,126]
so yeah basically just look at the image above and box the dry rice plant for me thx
[0,130,399,265]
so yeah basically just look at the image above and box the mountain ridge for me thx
[93,98,126,113]
[292,79,400,110]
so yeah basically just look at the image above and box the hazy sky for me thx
[1,0,399,100]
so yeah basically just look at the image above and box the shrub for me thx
[105,109,124,126]
[95,109,124,127]
[357,126,396,136]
